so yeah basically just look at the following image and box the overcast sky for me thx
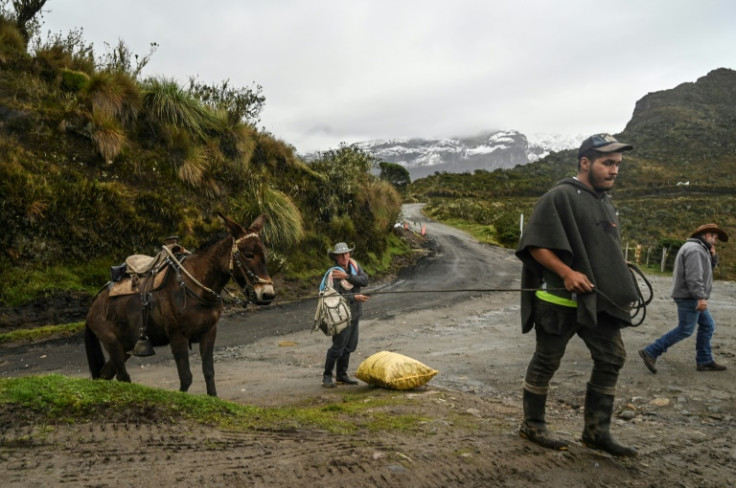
[41,0,736,154]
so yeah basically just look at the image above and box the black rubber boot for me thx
[519,390,569,450]
[323,357,336,388]
[581,386,637,457]
[336,354,358,385]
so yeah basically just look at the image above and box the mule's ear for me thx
[217,212,247,238]
[249,214,268,233]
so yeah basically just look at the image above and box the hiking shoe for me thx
[638,349,657,374]
[697,361,727,371]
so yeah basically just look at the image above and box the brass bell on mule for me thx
[129,337,155,357]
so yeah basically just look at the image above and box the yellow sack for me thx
[356,351,438,390]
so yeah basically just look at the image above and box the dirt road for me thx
[2,204,735,487]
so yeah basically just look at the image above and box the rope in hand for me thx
[245,265,654,327]
[260,287,545,305]
[592,263,654,327]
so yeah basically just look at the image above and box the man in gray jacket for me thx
[639,223,729,373]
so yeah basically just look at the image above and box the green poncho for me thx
[516,178,638,332]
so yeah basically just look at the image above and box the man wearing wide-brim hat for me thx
[321,242,370,388]
[639,223,729,374]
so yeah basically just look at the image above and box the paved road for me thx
[0,203,520,379]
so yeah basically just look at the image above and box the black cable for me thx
[256,267,654,328]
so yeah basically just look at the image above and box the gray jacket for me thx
[671,238,713,300]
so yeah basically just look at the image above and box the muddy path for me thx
[1,203,735,487]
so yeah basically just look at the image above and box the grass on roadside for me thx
[0,322,85,345]
[0,375,437,435]
[430,218,502,246]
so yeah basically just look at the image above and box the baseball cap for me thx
[577,134,633,159]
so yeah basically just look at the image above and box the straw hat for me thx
[328,242,354,257]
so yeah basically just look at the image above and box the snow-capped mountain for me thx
[351,130,581,180]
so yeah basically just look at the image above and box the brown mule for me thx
[84,214,275,396]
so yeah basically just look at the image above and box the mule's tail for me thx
[84,323,105,379]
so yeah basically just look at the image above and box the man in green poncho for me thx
[515,133,639,457]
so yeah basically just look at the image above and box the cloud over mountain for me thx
[350,130,581,180]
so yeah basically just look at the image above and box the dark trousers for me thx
[524,299,627,396]
[324,316,360,376]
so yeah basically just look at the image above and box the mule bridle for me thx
[230,233,273,303]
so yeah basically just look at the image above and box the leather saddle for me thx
[108,253,169,297]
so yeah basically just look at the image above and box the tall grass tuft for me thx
[141,77,218,141]
[177,144,209,188]
[84,70,140,127]
[359,178,402,231]
[222,122,257,170]
[89,109,127,163]
[231,181,304,248]
[204,112,256,184]
[32,27,96,75]
[163,125,219,195]
[32,43,73,76]
[0,17,26,66]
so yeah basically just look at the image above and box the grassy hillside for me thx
[0,11,404,316]
[407,69,736,280]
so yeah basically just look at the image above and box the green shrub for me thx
[59,68,89,92]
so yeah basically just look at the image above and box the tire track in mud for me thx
[1,416,645,488]
[2,423,501,487]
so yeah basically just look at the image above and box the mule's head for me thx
[219,213,276,306]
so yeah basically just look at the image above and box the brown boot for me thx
[697,361,727,371]
[638,349,657,374]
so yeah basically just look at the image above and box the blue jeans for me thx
[644,298,715,365]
